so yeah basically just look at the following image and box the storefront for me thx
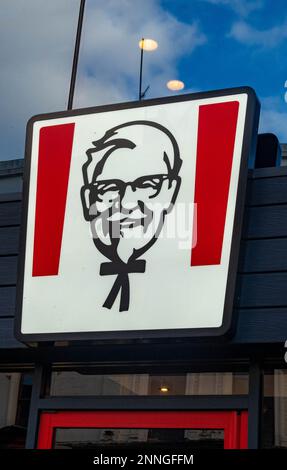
[0,91,287,450]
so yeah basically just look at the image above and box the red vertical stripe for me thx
[191,101,239,266]
[32,123,75,276]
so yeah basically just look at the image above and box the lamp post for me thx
[138,38,158,101]
[67,0,86,110]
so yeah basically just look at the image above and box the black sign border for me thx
[14,87,260,343]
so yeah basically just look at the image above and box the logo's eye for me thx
[94,181,121,194]
[135,175,166,190]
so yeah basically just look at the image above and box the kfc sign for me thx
[15,88,259,341]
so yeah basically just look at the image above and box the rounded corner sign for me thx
[15,88,259,342]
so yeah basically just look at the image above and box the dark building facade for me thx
[0,152,287,449]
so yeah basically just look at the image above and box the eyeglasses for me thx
[90,174,171,198]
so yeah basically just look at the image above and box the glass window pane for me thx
[0,372,33,449]
[54,427,224,449]
[0,373,21,428]
[50,370,248,396]
[263,369,287,448]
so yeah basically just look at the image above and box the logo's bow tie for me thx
[100,259,146,311]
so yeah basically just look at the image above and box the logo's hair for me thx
[82,120,182,186]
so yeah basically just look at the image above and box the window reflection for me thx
[54,427,224,449]
[263,369,287,448]
[0,372,33,449]
[50,370,248,396]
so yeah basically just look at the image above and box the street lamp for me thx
[138,38,158,101]
[167,80,185,91]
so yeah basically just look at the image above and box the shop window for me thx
[53,427,224,450]
[50,370,248,396]
[0,372,33,449]
[262,369,287,448]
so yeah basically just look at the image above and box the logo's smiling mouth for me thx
[107,208,147,227]
[119,218,143,228]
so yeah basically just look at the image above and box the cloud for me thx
[75,0,206,107]
[200,0,264,17]
[0,0,206,160]
[0,0,79,160]
[259,96,287,143]
[229,19,287,47]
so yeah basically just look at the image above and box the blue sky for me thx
[0,0,287,160]
[165,0,286,97]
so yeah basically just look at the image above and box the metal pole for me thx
[67,0,86,110]
[139,38,144,101]
[25,364,45,449]
[248,359,263,449]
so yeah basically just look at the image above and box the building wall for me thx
[0,164,287,349]
[0,159,23,194]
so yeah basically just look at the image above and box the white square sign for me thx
[15,88,259,341]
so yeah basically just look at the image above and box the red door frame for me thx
[37,410,248,449]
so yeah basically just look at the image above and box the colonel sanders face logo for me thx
[81,121,182,311]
